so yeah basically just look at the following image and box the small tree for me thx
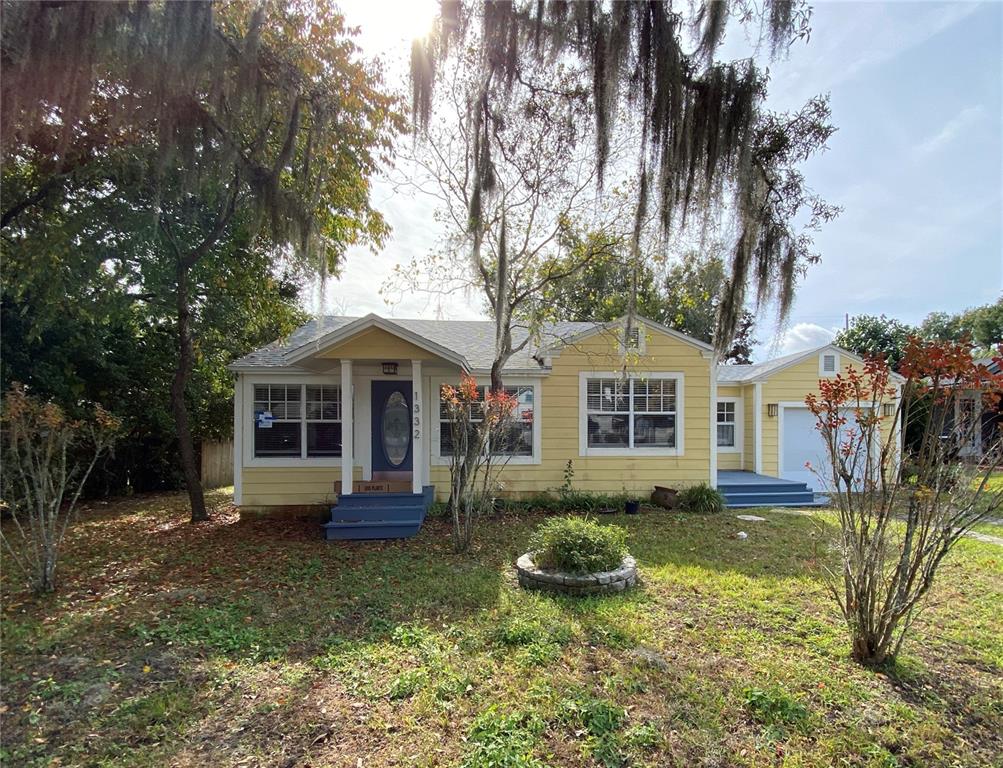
[832,314,915,371]
[440,375,518,552]
[1,384,121,593]
[806,340,1003,666]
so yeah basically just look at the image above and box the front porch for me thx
[717,470,829,508]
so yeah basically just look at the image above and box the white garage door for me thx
[782,407,869,492]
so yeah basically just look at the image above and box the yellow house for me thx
[228,314,902,537]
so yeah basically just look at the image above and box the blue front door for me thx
[371,380,413,473]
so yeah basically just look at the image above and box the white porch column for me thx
[709,356,718,488]
[753,382,763,475]
[412,360,424,495]
[341,359,353,496]
[232,373,243,506]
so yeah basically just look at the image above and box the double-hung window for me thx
[305,385,342,456]
[438,384,535,458]
[716,401,736,448]
[253,383,341,459]
[584,375,678,451]
[253,385,302,457]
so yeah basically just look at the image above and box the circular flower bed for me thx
[516,552,638,595]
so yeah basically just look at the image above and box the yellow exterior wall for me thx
[759,353,897,476]
[743,384,756,471]
[429,328,713,498]
[241,466,362,508]
[316,327,439,360]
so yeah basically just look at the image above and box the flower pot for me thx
[624,499,640,515]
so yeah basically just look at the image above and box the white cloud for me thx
[777,323,837,356]
[916,105,985,155]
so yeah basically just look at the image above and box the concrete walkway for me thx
[757,509,1003,548]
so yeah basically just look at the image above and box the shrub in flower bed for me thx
[528,516,627,574]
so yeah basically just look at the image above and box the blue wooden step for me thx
[329,505,426,523]
[719,481,812,493]
[324,485,435,540]
[323,519,424,540]
[722,491,815,505]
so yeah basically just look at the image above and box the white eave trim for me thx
[227,363,315,373]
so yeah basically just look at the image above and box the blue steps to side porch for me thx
[717,472,828,509]
[323,486,435,540]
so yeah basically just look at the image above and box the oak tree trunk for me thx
[170,260,208,523]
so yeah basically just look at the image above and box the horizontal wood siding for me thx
[432,328,713,499]
[743,385,756,471]
[316,327,439,360]
[718,453,742,470]
[241,466,361,507]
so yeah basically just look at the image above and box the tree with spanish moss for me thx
[2,1,402,521]
[390,46,636,392]
[411,1,839,357]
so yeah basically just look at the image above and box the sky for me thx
[324,0,1003,361]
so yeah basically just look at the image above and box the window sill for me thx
[245,457,349,469]
[580,447,682,458]
[717,446,741,453]
[430,455,540,466]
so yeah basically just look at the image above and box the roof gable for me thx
[284,314,469,369]
[546,315,714,355]
[717,344,906,384]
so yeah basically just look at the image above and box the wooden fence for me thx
[201,439,234,489]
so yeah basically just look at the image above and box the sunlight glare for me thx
[340,0,440,51]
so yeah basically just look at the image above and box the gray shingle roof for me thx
[230,316,598,372]
[716,348,818,383]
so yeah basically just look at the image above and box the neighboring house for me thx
[942,356,1001,460]
[227,314,903,526]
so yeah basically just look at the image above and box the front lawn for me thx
[3,491,1001,767]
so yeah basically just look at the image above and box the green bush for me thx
[528,517,628,573]
[677,483,726,514]
[503,491,632,515]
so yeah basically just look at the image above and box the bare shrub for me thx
[1,384,121,593]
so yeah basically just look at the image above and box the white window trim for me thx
[243,373,349,468]
[716,396,743,453]
[819,351,840,377]
[430,378,542,466]
[578,371,685,457]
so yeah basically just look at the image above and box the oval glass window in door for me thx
[382,391,410,466]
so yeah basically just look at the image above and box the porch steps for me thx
[323,486,434,540]
[717,473,828,509]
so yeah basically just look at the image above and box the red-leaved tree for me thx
[807,338,1002,666]
[440,375,518,552]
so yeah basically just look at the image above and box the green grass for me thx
[2,489,1001,767]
